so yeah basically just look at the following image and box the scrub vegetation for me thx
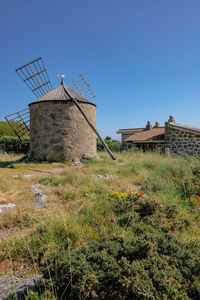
[0,151,200,299]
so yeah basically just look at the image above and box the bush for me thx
[97,137,121,152]
[39,233,200,299]
[37,191,200,299]
[0,136,29,153]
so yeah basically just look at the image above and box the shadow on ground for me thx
[0,157,26,168]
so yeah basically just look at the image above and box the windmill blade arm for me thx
[16,57,53,98]
[69,74,96,100]
[71,99,116,160]
[5,108,30,142]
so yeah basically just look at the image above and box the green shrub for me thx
[36,191,200,299]
[97,137,121,152]
[0,136,29,153]
[39,233,200,299]
[0,121,17,137]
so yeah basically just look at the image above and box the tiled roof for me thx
[169,122,200,134]
[125,127,165,142]
[117,128,144,134]
[118,120,200,143]
[29,82,96,107]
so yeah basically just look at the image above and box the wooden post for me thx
[72,98,116,160]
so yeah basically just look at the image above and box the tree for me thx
[97,137,121,152]
[0,121,16,137]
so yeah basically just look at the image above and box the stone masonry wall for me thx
[165,123,200,157]
[121,133,134,144]
[29,101,97,162]
[121,133,136,149]
[129,142,165,153]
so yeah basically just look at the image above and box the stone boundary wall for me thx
[165,123,200,157]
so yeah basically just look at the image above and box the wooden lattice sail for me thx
[16,57,53,98]
[69,74,96,100]
[5,109,30,142]
[5,57,53,140]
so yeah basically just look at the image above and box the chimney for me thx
[165,116,175,154]
[168,115,175,123]
[146,121,152,130]
[154,122,160,128]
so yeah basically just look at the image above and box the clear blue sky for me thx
[1,0,200,139]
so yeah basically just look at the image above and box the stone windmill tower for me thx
[5,57,115,162]
[29,78,97,161]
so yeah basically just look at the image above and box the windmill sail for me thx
[69,74,95,100]
[5,57,53,141]
[16,57,53,98]
[5,108,30,142]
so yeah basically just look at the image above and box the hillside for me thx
[0,152,200,299]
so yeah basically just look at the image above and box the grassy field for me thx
[0,151,200,299]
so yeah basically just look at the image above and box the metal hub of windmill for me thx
[5,57,115,160]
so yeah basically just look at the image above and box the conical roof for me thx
[29,79,96,106]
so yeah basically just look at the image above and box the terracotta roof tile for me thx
[117,128,144,134]
[125,127,165,142]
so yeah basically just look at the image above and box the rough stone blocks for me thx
[29,101,97,162]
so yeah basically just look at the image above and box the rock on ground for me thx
[29,184,47,207]
[0,274,42,300]
[0,203,17,215]
[12,175,20,179]
[91,174,118,180]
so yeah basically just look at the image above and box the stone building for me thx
[29,79,97,162]
[117,116,200,157]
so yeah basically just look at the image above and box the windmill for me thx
[5,57,115,160]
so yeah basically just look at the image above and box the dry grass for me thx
[0,151,200,277]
